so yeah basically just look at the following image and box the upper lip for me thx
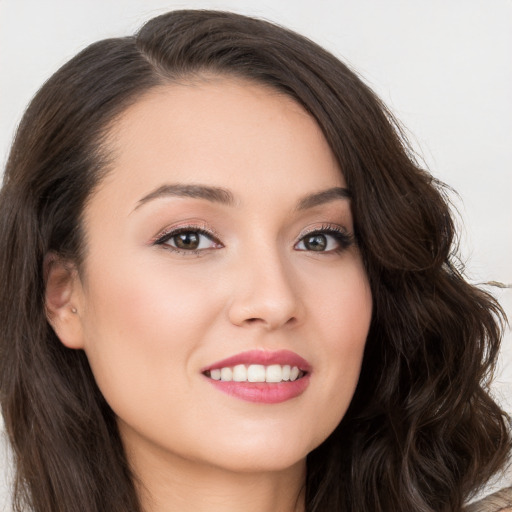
[202,349,312,373]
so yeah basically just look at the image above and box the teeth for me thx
[247,364,266,382]
[207,364,304,383]
[232,364,247,382]
[290,366,300,381]
[265,364,282,383]
[220,367,233,382]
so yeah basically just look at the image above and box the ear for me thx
[44,253,85,349]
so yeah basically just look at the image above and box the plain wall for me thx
[1,0,511,508]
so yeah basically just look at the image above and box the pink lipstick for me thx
[201,350,311,404]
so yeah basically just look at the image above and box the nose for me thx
[227,247,303,331]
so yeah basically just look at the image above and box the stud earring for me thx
[71,307,77,314]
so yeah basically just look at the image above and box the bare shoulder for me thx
[464,487,512,512]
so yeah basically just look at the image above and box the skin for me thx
[46,77,373,512]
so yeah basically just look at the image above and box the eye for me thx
[154,227,222,253]
[295,226,354,253]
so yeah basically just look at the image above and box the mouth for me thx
[204,364,307,383]
[201,350,311,403]
[203,364,307,383]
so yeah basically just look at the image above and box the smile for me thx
[202,350,311,403]
[204,364,306,383]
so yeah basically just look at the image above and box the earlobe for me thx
[44,254,85,349]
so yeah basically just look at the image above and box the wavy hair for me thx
[0,10,509,512]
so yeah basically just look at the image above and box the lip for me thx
[201,350,312,404]
[201,349,312,373]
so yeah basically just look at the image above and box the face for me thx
[57,78,372,475]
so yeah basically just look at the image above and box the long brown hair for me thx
[0,10,509,512]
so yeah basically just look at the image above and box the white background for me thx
[1,0,511,508]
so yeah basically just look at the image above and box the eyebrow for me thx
[135,184,236,210]
[134,183,351,211]
[295,187,351,210]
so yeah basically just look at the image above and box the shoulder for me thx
[464,487,512,512]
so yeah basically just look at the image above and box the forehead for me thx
[95,77,345,209]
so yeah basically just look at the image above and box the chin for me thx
[205,449,308,475]
[194,428,328,475]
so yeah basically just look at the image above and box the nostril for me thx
[228,288,302,329]
[242,316,298,329]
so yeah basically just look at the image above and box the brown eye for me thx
[295,228,354,253]
[174,232,200,250]
[156,228,221,252]
[303,234,327,251]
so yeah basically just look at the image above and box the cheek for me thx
[328,263,372,376]
[307,255,372,353]
[302,259,372,443]
[79,257,221,412]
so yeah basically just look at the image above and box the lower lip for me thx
[204,374,311,403]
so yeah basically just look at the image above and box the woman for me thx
[0,9,509,512]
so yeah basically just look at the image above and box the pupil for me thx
[306,234,327,251]
[175,232,199,250]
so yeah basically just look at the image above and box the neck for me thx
[126,437,307,512]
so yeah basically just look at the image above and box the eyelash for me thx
[153,225,222,256]
[296,224,355,254]
[153,223,354,256]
